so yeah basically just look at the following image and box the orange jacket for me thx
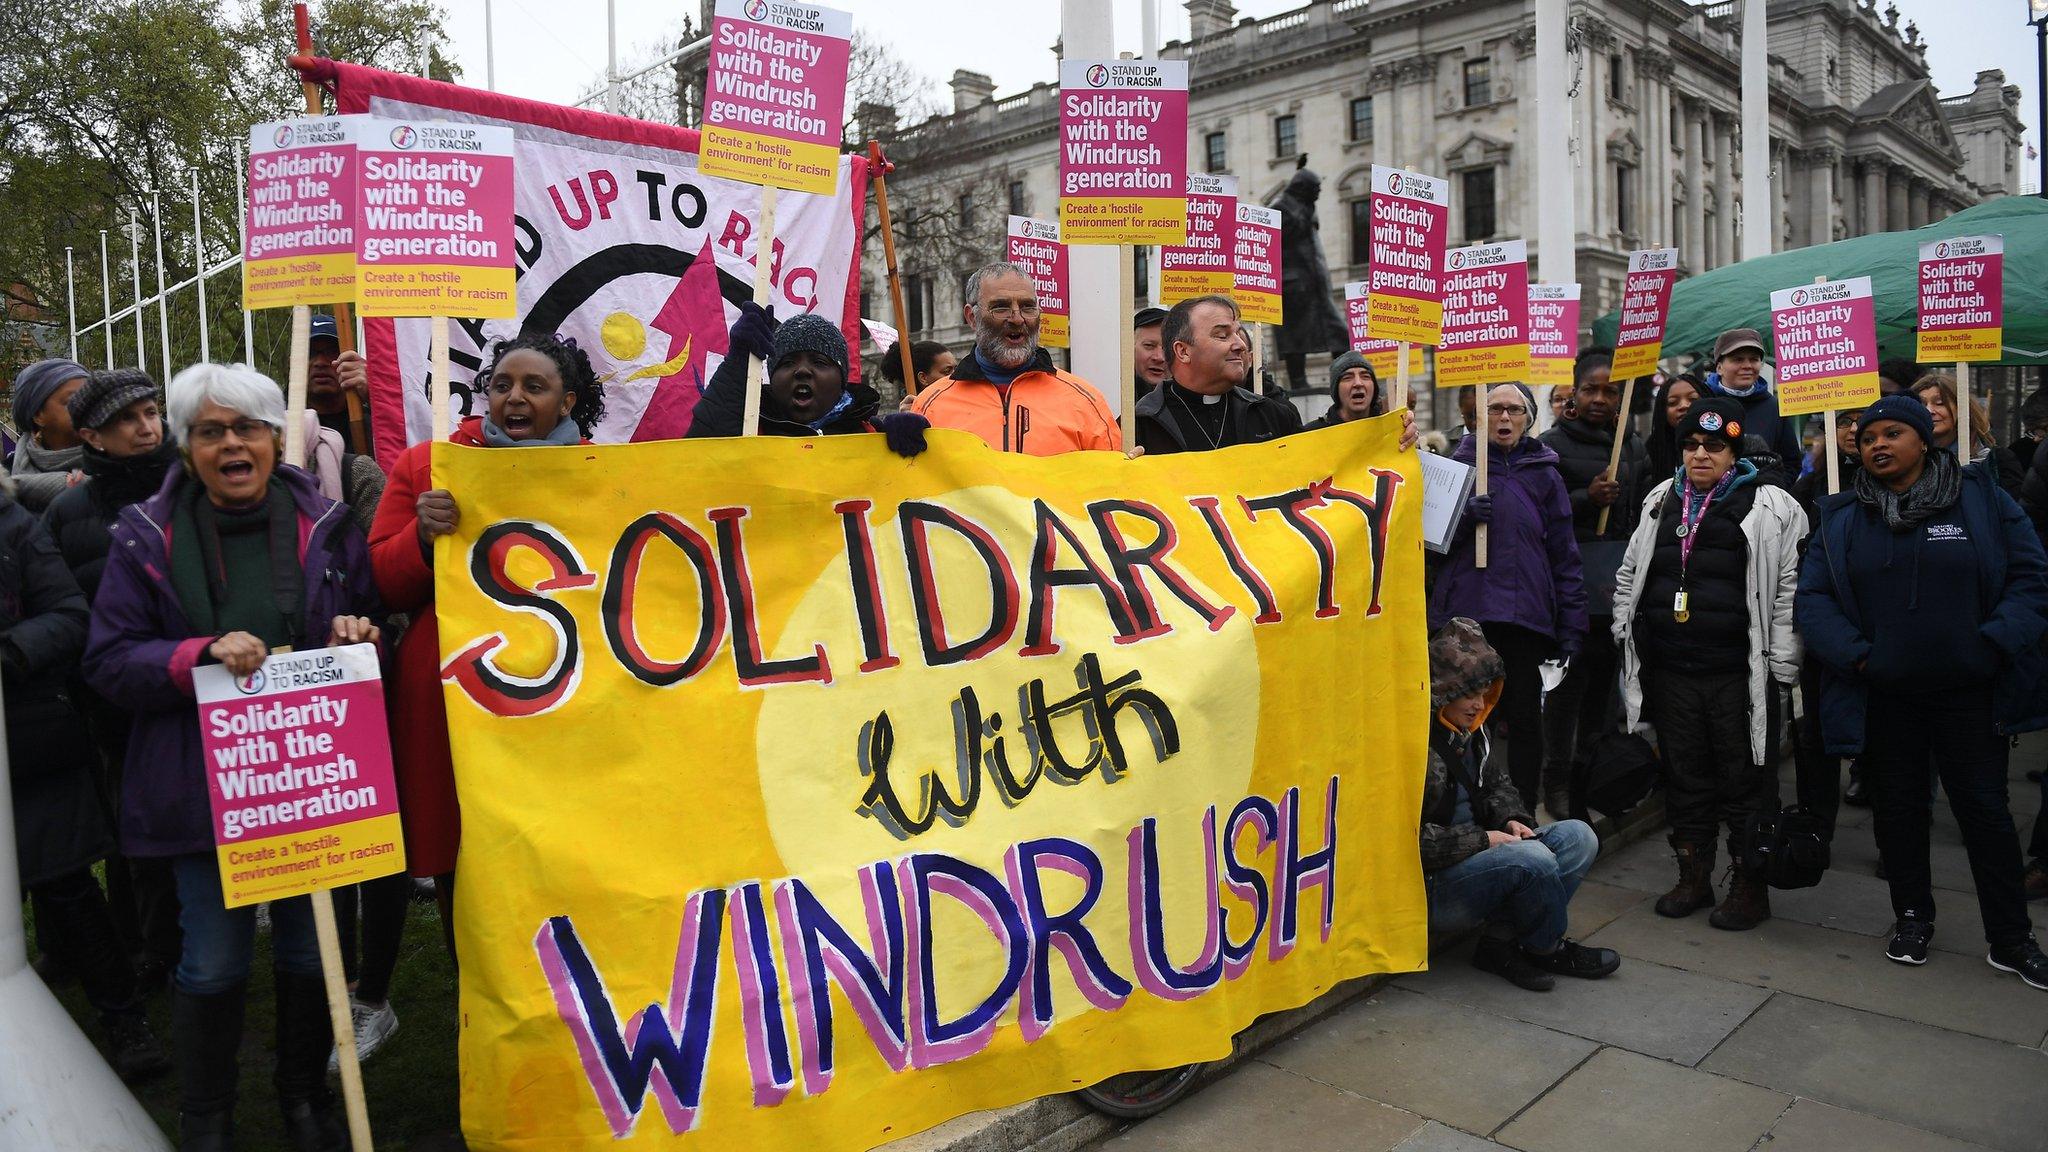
[910,349,1120,455]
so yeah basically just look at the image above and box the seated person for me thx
[1422,619,1622,991]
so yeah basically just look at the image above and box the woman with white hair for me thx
[83,362,383,1152]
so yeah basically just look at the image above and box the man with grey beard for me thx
[910,262,1121,455]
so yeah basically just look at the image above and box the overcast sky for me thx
[440,0,2040,170]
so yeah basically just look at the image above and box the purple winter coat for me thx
[1427,435,1589,649]
[81,461,382,858]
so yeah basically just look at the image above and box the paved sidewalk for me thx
[1087,744,2048,1152]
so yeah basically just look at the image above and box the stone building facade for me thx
[688,0,2026,422]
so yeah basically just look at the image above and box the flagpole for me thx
[151,191,173,375]
[64,248,77,363]
[99,231,115,366]
[192,170,211,364]
[128,212,147,373]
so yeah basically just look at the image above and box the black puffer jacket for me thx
[1635,477,1757,674]
[1132,380,1302,455]
[686,352,883,438]
[2022,438,2048,543]
[41,442,178,604]
[1541,417,1649,543]
[0,479,109,886]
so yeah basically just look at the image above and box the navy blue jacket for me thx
[1796,463,2048,754]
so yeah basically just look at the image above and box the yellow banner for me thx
[357,264,517,319]
[1059,197,1189,245]
[1436,344,1532,390]
[697,127,841,197]
[1365,296,1442,347]
[1916,325,2001,363]
[214,812,405,910]
[1609,342,1661,382]
[1527,355,1573,388]
[433,420,1430,1150]
[242,250,357,312]
[1777,370,1883,418]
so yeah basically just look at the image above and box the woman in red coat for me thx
[367,334,604,957]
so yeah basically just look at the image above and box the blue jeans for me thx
[1427,820,1598,952]
[171,855,323,994]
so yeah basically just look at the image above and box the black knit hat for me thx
[1674,397,1748,456]
[1856,393,1935,447]
[66,368,159,432]
[771,312,850,378]
[1429,618,1504,709]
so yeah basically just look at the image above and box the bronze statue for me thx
[1271,161,1349,393]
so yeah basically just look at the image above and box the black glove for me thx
[873,412,930,458]
[730,301,777,363]
[1465,493,1493,523]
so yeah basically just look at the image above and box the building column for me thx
[1908,178,1931,229]
[1860,160,1885,236]
[1687,103,1708,269]
[1713,111,1736,268]
[1806,148,1835,248]
[1886,165,1910,231]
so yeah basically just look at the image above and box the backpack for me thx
[1580,731,1659,819]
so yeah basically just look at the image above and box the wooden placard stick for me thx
[1957,360,1972,465]
[1824,408,1841,494]
[284,305,311,467]
[1593,373,1638,537]
[867,142,918,398]
[1248,323,1262,394]
[311,891,374,1151]
[429,317,452,442]
[741,186,780,438]
[1119,245,1136,454]
[294,5,366,453]
[1475,393,1490,568]
[1394,340,1411,412]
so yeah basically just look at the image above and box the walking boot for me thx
[171,982,247,1152]
[1709,862,1772,931]
[1655,840,1717,918]
[273,969,345,1152]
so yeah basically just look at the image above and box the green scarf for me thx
[168,480,304,647]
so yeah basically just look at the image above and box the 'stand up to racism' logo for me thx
[234,668,268,696]
[388,125,418,150]
[1085,64,1110,88]
[273,125,295,149]
[743,0,768,20]
[1936,241,1951,259]
[1387,172,1404,195]
[1448,250,1466,270]
[1792,289,1810,307]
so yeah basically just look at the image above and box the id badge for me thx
[1673,590,1690,622]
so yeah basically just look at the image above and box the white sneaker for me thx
[328,998,400,1073]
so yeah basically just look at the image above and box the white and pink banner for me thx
[317,61,870,465]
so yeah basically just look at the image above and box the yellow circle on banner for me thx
[753,486,1261,1028]
[600,311,646,362]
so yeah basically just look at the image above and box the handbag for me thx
[1743,805,1831,889]
[1580,730,1659,819]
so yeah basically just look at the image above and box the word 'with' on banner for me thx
[431,420,1431,1150]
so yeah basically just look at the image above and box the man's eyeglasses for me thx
[187,418,272,445]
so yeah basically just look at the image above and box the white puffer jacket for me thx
[1610,472,1808,761]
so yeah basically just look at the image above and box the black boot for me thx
[273,970,345,1152]
[172,983,247,1152]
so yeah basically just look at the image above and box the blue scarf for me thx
[480,416,582,447]
[973,348,1024,388]
[803,391,856,432]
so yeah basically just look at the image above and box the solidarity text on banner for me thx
[431,421,1430,1150]
[311,61,869,467]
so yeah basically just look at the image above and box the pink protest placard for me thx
[699,0,852,195]
[1365,165,1449,345]
[1917,234,2003,362]
[1771,276,1882,417]
[194,645,404,909]
[1160,173,1235,303]
[1346,281,1427,380]
[1528,283,1581,387]
[356,119,517,318]
[1436,240,1531,388]
[1610,248,1680,380]
[244,116,363,310]
[1057,59,1189,245]
[1007,215,1069,348]
[1234,204,1283,325]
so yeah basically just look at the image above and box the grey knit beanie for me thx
[11,357,89,435]
[771,313,850,378]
